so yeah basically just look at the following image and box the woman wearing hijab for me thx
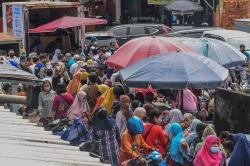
[194,135,225,166]
[68,91,90,122]
[67,72,82,95]
[133,107,146,120]
[93,107,120,166]
[186,119,202,145]
[162,110,170,128]
[168,122,190,166]
[164,109,183,135]
[119,116,153,164]
[181,113,193,130]
[52,49,61,64]
[116,95,131,134]
[228,133,250,166]
[185,119,202,156]
[194,126,217,155]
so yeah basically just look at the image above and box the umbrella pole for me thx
[180,90,184,113]
[181,90,184,112]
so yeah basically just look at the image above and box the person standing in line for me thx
[38,80,56,126]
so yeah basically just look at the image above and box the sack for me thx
[61,118,92,145]
[45,118,68,133]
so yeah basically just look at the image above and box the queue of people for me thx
[0,38,250,166]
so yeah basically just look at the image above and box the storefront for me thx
[2,2,80,52]
[121,0,170,23]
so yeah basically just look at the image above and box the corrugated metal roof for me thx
[2,1,80,9]
[0,63,42,84]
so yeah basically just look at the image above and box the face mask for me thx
[163,116,169,123]
[210,146,220,153]
[20,62,26,66]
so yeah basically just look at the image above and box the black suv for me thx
[106,24,173,46]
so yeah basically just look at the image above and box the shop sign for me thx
[12,5,23,39]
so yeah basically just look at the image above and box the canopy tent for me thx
[107,36,193,70]
[120,51,228,89]
[29,16,107,33]
[164,0,203,14]
[176,37,246,68]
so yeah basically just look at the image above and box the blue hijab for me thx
[168,122,184,164]
[228,133,250,166]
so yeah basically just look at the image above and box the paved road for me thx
[0,106,108,166]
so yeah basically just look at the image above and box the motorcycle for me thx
[121,150,167,166]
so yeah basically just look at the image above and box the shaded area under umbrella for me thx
[120,51,228,89]
[175,37,246,68]
[164,0,203,14]
[107,36,193,70]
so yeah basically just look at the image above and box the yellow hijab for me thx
[77,72,90,92]
[98,84,109,95]
[101,87,116,115]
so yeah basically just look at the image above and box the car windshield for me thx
[228,36,250,50]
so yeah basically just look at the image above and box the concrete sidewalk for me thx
[0,106,108,166]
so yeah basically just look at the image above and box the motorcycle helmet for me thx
[127,116,144,134]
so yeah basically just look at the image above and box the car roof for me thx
[203,30,250,39]
[85,31,115,37]
[171,27,223,33]
[115,23,166,27]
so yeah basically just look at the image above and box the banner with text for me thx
[12,5,23,39]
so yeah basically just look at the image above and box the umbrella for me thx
[164,0,203,14]
[107,36,193,70]
[176,37,246,68]
[29,16,107,33]
[120,51,228,89]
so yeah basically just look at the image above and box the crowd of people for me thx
[0,37,250,166]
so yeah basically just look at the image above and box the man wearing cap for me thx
[87,36,98,56]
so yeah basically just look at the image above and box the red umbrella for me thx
[29,16,107,33]
[107,36,193,70]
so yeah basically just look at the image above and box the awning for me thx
[29,16,107,33]
[0,33,21,44]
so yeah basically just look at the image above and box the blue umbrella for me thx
[176,37,246,68]
[119,51,228,89]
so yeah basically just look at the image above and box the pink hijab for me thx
[194,135,222,166]
[68,91,88,121]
